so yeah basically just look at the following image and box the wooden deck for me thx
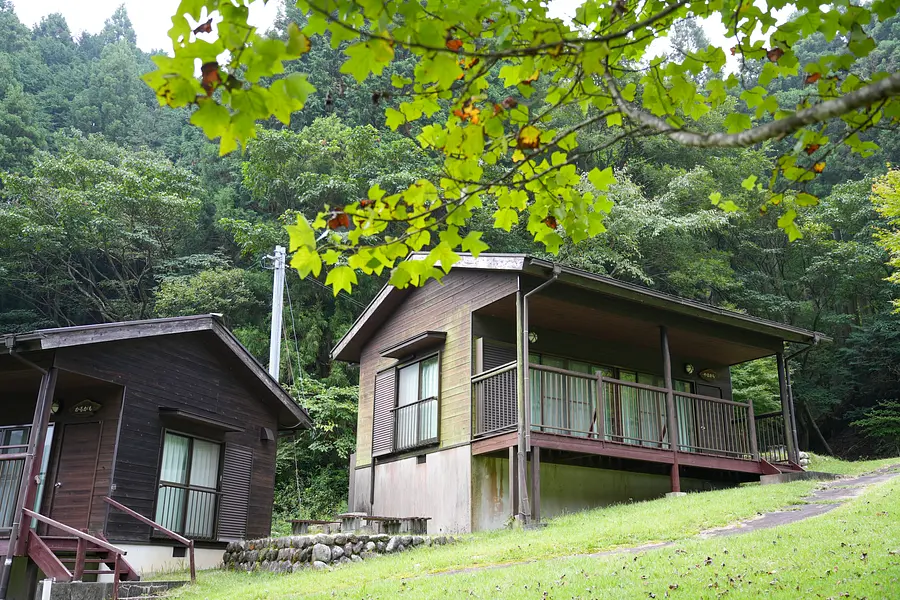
[472,430,800,475]
[472,362,802,479]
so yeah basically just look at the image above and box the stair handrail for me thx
[22,509,126,556]
[103,497,195,583]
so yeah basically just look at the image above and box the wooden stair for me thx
[27,531,140,582]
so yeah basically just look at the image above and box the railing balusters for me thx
[473,363,758,461]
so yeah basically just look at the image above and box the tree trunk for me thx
[802,401,833,456]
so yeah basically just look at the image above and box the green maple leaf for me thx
[588,167,616,192]
[325,265,358,296]
[286,214,316,251]
[190,99,230,139]
[340,39,395,83]
[461,231,489,257]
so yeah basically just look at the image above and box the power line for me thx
[284,279,304,383]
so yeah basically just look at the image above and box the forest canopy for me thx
[147,0,900,293]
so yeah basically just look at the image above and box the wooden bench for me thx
[336,513,431,535]
[289,519,341,535]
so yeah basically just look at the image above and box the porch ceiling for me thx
[477,290,783,366]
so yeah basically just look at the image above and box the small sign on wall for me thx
[70,399,101,417]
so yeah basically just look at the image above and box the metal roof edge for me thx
[330,254,527,362]
[2,315,311,429]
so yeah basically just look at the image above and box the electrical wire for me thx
[284,279,304,383]
[293,268,368,310]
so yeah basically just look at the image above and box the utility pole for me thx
[268,245,286,381]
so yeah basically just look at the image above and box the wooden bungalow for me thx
[335,254,826,534]
[0,315,310,599]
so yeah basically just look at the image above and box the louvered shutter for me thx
[484,342,517,371]
[372,369,396,457]
[217,444,253,541]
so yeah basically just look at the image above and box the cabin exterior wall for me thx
[354,270,519,468]
[53,333,281,544]
[365,445,471,534]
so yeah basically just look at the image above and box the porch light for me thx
[528,331,538,343]
[683,363,695,375]
[50,401,60,414]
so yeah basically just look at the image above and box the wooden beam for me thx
[529,432,765,474]
[472,431,517,455]
[26,531,72,582]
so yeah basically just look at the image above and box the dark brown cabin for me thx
[0,315,309,598]
[335,254,827,534]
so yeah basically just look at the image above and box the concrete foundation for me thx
[367,445,472,534]
[38,580,186,600]
[473,456,722,531]
[759,470,841,485]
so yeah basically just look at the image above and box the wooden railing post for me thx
[596,375,606,441]
[73,535,86,581]
[11,367,58,558]
[747,403,759,461]
[188,540,196,584]
[112,554,120,600]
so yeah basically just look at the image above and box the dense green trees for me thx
[1,3,899,523]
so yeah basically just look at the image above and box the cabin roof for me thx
[1,314,311,429]
[332,253,830,363]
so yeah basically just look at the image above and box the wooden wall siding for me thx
[355,271,519,467]
[54,332,281,543]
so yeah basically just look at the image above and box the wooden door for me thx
[48,422,102,530]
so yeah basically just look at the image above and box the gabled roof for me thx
[332,253,829,363]
[1,314,311,429]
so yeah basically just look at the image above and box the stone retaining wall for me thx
[223,533,457,572]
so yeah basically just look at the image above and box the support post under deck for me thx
[659,326,680,493]
[530,447,541,523]
[776,352,798,464]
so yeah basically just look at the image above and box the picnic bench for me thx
[337,513,431,535]
[290,519,341,535]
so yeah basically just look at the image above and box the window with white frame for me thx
[155,432,221,539]
[394,354,439,451]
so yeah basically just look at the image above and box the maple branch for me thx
[604,70,900,148]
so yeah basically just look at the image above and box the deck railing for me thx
[530,364,672,448]
[473,363,757,460]
[756,411,790,464]
[673,392,752,458]
[473,362,518,437]
[393,397,439,451]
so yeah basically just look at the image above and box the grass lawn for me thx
[164,455,898,600]
[807,452,900,476]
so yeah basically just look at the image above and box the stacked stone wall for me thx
[223,533,457,572]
